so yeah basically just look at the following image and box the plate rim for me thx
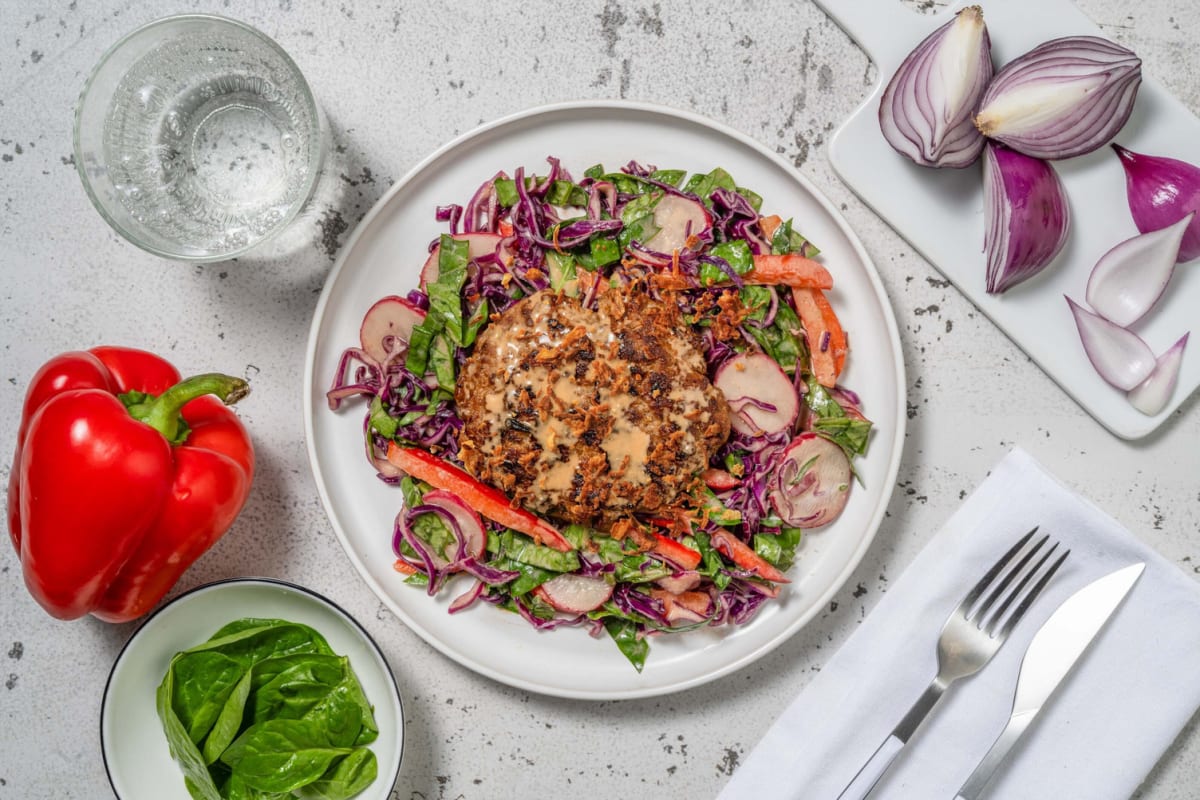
[302,98,907,699]
[99,576,406,799]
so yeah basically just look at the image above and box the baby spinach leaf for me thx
[222,719,352,794]
[202,668,253,764]
[296,747,378,800]
[156,669,223,800]
[169,651,246,745]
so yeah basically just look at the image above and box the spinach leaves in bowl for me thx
[156,617,379,799]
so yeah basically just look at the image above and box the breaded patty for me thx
[455,287,730,529]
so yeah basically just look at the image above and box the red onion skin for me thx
[1113,144,1200,263]
[983,144,1071,294]
[878,5,992,169]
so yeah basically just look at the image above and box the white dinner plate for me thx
[101,578,404,799]
[302,100,906,700]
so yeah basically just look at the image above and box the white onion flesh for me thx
[1067,296,1156,390]
[1086,213,1193,327]
[878,5,992,169]
[1127,333,1189,415]
[975,36,1142,160]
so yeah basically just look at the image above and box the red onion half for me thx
[975,36,1141,160]
[983,143,1071,293]
[878,5,993,169]
[1113,144,1200,263]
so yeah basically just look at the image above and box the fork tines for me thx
[963,527,1070,639]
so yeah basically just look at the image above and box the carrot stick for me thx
[744,254,834,290]
[759,214,783,241]
[792,286,847,387]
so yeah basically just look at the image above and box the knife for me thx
[953,561,1145,800]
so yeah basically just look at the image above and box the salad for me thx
[328,157,872,670]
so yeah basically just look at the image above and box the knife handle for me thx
[834,735,904,800]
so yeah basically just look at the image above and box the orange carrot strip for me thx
[792,286,847,387]
[759,214,783,241]
[744,254,834,290]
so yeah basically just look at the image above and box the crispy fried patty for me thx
[455,288,730,528]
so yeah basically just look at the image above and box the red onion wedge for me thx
[1066,296,1156,390]
[983,143,1071,294]
[878,5,992,169]
[1113,144,1200,263]
[974,36,1141,160]
[1085,213,1193,327]
[1127,333,1189,415]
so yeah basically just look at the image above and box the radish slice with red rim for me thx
[1127,332,1189,415]
[1066,296,1156,390]
[359,295,426,363]
[714,352,799,436]
[535,573,613,614]
[420,232,510,287]
[421,489,487,566]
[770,432,852,529]
[1085,213,1192,327]
[644,193,711,254]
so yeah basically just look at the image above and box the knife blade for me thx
[954,561,1145,800]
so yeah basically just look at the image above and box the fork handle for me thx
[834,679,948,800]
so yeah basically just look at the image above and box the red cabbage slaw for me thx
[327,157,872,671]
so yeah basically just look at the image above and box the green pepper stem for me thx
[136,373,250,443]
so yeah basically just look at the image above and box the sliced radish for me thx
[420,489,486,567]
[644,194,711,253]
[1085,213,1192,327]
[770,432,852,529]
[359,295,426,364]
[655,571,702,594]
[714,352,799,436]
[1127,332,1189,415]
[420,232,510,287]
[649,588,713,626]
[1066,296,1156,390]
[534,574,613,614]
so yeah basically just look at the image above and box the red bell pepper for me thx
[384,443,573,552]
[8,347,254,622]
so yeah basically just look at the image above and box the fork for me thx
[833,528,1069,800]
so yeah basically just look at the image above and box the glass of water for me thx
[74,15,324,262]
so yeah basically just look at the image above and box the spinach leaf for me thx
[296,748,378,800]
[498,530,581,572]
[169,651,246,744]
[156,669,223,800]
[202,668,253,764]
[743,298,806,375]
[602,618,649,673]
[221,719,352,793]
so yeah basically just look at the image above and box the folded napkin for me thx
[719,447,1200,800]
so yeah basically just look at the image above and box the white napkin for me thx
[719,447,1200,800]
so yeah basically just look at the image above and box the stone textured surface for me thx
[0,1,1197,798]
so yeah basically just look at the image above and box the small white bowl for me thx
[101,578,404,799]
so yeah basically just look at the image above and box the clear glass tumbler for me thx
[74,15,325,262]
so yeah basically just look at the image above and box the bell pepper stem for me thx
[134,373,250,443]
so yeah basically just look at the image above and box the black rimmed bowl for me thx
[100,577,403,799]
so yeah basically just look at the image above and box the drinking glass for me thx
[74,15,325,262]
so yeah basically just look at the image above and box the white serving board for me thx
[814,0,1200,439]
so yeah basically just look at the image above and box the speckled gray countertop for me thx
[1,1,1198,798]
